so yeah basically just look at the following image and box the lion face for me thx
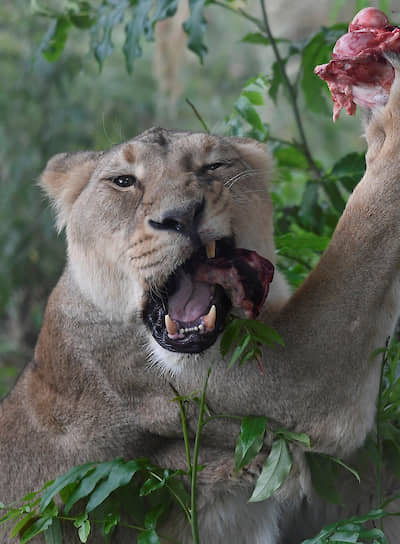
[40,128,278,359]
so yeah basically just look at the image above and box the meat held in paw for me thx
[315,7,400,121]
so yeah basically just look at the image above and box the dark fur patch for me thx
[123,144,136,164]
[136,127,170,147]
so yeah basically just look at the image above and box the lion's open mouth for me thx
[142,238,274,353]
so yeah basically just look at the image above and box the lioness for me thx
[2,64,400,544]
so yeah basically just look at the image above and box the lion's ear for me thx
[39,151,98,232]
[226,137,273,180]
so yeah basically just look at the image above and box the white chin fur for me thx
[145,335,220,378]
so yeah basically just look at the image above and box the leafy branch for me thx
[220,317,284,373]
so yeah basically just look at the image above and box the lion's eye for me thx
[111,175,137,188]
[206,162,225,171]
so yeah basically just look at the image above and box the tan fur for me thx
[2,68,400,542]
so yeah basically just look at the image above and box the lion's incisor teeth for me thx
[203,305,216,330]
[165,314,178,336]
[206,240,216,259]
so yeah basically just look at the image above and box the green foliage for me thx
[32,0,210,72]
[0,458,189,542]
[220,317,284,371]
[302,509,390,544]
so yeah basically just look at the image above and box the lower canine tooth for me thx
[203,304,216,330]
[206,240,216,259]
[165,315,178,336]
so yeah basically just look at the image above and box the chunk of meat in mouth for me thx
[164,248,274,340]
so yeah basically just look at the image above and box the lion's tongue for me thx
[168,248,274,323]
[168,272,211,323]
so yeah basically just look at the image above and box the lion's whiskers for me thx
[224,168,266,189]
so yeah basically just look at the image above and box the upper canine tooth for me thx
[206,241,216,259]
[203,304,216,330]
[165,314,178,336]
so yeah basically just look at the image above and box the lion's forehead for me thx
[96,130,237,178]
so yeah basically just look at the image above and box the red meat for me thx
[314,8,400,121]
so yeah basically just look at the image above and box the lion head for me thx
[40,128,287,369]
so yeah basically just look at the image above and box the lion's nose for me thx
[148,198,205,245]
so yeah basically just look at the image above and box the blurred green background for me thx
[0,0,380,396]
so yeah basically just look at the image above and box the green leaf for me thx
[86,459,141,512]
[20,517,55,544]
[274,428,311,448]
[249,438,292,502]
[242,91,264,106]
[349,509,388,523]
[140,477,165,497]
[323,179,346,214]
[301,25,346,115]
[241,33,271,46]
[268,60,286,103]
[164,475,189,511]
[234,95,264,132]
[331,152,365,180]
[329,528,359,542]
[328,456,360,483]
[147,0,178,32]
[10,513,36,538]
[275,231,330,253]
[138,529,160,544]
[239,348,256,366]
[44,517,63,544]
[274,144,308,170]
[0,509,24,525]
[358,528,386,541]
[298,182,323,232]
[103,511,120,535]
[21,492,39,502]
[123,0,153,73]
[69,1,96,29]
[40,16,72,62]
[65,461,115,513]
[235,416,268,473]
[229,334,251,367]
[242,33,289,46]
[330,531,359,542]
[77,519,90,543]
[41,462,95,513]
[306,452,342,504]
[145,504,165,530]
[183,0,208,63]
[90,1,128,70]
[245,320,284,347]
[330,153,365,193]
[220,319,243,356]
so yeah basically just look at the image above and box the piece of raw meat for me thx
[314,7,400,121]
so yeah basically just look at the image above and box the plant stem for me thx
[185,98,210,133]
[258,1,322,180]
[148,471,191,521]
[212,1,323,180]
[210,1,264,30]
[190,369,211,544]
[171,384,193,478]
